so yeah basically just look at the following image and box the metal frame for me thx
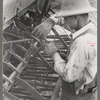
[15,77,46,100]
[3,1,73,100]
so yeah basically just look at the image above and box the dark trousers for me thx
[61,81,97,100]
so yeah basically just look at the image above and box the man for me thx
[32,0,97,100]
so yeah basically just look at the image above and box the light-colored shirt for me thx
[53,22,97,94]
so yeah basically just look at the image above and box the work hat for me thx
[56,0,97,17]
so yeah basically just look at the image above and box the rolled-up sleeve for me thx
[54,39,89,82]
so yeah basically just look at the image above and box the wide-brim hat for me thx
[55,0,97,17]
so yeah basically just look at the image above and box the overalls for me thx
[61,28,97,100]
[61,74,97,100]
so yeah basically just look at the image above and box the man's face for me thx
[63,15,78,31]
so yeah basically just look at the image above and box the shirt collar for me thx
[73,21,97,39]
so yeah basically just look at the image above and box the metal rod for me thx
[3,61,20,73]
[3,31,21,39]
[3,74,13,84]
[15,44,28,52]
[3,41,37,90]
[9,51,26,63]
[3,61,26,90]
[15,77,45,100]
[25,31,41,43]
[36,52,54,71]
[3,90,20,100]
[50,78,61,100]
[40,0,50,21]
[52,28,68,50]
[3,39,31,45]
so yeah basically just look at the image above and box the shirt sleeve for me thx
[54,38,88,82]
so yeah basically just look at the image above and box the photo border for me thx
[97,0,100,100]
[0,0,99,100]
[0,0,3,100]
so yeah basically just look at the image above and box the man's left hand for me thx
[43,42,58,57]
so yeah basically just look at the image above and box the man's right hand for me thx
[32,18,56,40]
[32,14,62,40]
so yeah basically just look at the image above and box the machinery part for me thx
[52,28,69,50]
[50,78,61,100]
[3,91,20,100]
[3,1,73,100]
[3,0,36,27]
[3,39,35,90]
[15,77,45,100]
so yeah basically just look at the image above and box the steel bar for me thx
[15,77,45,100]
[9,51,26,63]
[23,30,41,43]
[26,64,46,67]
[20,76,58,82]
[3,61,26,90]
[25,66,48,70]
[47,35,70,39]
[25,45,43,62]
[3,39,31,45]
[3,61,20,73]
[10,87,27,92]
[22,70,55,75]
[36,52,54,71]
[24,40,35,61]
[10,88,30,95]
[3,74,13,84]
[20,73,58,79]
[39,54,50,58]
[21,73,49,77]
[50,78,61,100]
[26,64,46,68]
[14,18,28,31]
[11,93,35,100]
[3,31,21,39]
[15,44,28,52]
[36,87,53,91]
[52,28,68,50]
[41,0,50,20]
[28,57,48,65]
[25,80,55,88]
[4,41,34,88]
[42,95,51,99]
[3,37,6,42]
[3,91,20,100]
[4,41,42,90]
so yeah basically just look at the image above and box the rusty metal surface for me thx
[15,77,46,100]
[4,91,20,100]
[3,1,72,100]
[50,78,61,100]
[3,33,71,100]
[52,28,69,50]
[3,0,36,25]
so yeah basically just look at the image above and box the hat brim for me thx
[56,7,97,17]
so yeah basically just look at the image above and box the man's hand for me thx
[32,18,55,40]
[59,52,67,60]
[43,42,58,57]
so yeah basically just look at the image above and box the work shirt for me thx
[53,22,97,94]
